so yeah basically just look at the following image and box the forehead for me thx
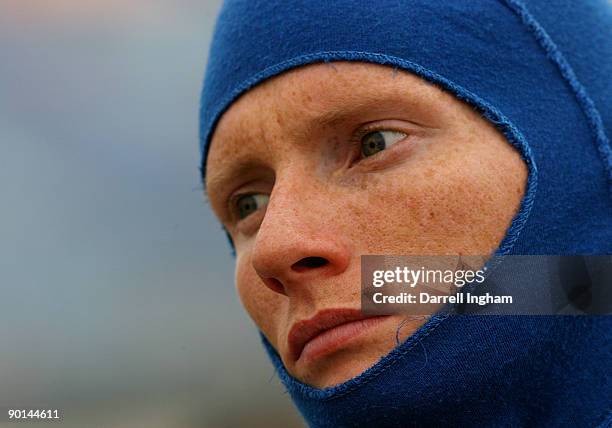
[205,62,455,195]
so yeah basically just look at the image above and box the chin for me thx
[288,315,425,389]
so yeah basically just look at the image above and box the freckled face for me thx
[205,62,527,388]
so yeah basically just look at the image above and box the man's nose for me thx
[250,180,351,297]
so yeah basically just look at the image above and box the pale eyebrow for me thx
[310,97,391,128]
[303,94,435,134]
[205,157,261,202]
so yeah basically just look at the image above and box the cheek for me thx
[235,253,285,343]
[343,134,527,255]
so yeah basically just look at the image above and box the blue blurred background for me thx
[0,1,302,426]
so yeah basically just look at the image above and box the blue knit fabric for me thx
[199,0,612,426]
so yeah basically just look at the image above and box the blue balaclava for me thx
[199,1,612,427]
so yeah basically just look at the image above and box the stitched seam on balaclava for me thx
[499,0,612,199]
[261,314,449,401]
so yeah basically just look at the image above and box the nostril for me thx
[291,256,329,272]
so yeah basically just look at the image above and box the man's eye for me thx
[361,130,407,157]
[236,193,269,219]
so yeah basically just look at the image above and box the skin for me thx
[205,62,527,388]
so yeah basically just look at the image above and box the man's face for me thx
[205,62,527,388]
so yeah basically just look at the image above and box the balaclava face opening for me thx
[199,1,612,426]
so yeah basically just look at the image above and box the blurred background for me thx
[0,1,303,426]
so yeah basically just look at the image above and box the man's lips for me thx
[287,308,389,363]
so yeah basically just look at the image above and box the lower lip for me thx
[298,316,390,364]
